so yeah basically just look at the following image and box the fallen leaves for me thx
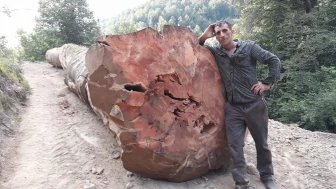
[58,99,75,116]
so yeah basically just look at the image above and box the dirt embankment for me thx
[0,65,28,178]
[0,62,335,189]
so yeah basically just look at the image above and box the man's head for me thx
[214,20,234,47]
[214,20,233,30]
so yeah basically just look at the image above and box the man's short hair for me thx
[215,20,233,30]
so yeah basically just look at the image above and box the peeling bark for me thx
[58,44,89,103]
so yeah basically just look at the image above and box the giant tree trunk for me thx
[45,47,62,68]
[49,25,230,182]
[47,44,90,103]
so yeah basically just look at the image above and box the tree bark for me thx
[45,47,62,68]
[58,44,89,103]
[50,25,231,182]
[304,0,312,13]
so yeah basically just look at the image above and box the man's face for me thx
[214,24,234,46]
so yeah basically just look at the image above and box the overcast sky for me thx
[0,0,149,47]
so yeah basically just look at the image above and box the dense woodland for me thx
[1,0,335,133]
[101,0,238,35]
[238,0,336,133]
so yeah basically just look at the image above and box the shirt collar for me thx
[234,39,241,48]
[219,39,241,55]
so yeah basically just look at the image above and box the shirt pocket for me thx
[235,53,249,67]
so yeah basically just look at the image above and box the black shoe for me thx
[235,182,252,189]
[261,179,278,189]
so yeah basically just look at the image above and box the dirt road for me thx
[1,62,335,189]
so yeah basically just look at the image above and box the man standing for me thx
[198,21,281,189]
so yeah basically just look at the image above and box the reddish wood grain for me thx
[85,25,230,182]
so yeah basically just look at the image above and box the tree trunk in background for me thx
[59,44,89,104]
[45,47,62,68]
[46,44,89,103]
[304,0,312,13]
[48,25,230,182]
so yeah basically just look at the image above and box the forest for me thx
[1,0,335,133]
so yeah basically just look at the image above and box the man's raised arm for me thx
[198,23,216,46]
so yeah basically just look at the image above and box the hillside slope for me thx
[0,65,27,178]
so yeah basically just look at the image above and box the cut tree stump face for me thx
[85,25,230,182]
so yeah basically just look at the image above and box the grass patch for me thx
[0,57,30,116]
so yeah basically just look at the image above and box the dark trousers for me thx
[225,97,273,184]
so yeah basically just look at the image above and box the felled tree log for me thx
[58,44,89,103]
[85,25,230,182]
[45,47,62,68]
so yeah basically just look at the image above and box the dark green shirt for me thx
[205,40,281,104]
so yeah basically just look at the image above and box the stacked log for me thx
[46,25,230,182]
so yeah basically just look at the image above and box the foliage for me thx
[238,0,336,132]
[103,0,238,35]
[37,0,100,45]
[19,0,100,61]
[0,37,30,114]
[0,37,21,68]
[302,85,336,132]
[18,29,62,61]
[0,11,29,118]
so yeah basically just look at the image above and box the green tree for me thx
[0,36,10,57]
[103,0,238,36]
[117,22,138,34]
[302,86,336,133]
[37,0,100,46]
[19,0,100,61]
[238,0,336,133]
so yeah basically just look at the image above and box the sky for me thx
[0,0,149,47]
